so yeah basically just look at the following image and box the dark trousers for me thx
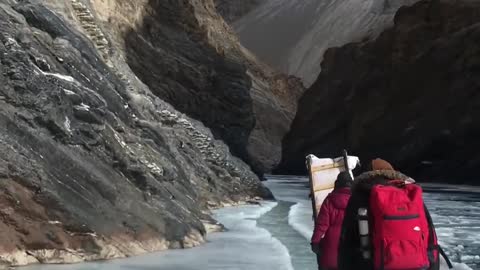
[316,253,323,270]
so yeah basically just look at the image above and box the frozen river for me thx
[22,175,479,270]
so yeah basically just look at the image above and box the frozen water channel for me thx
[22,176,479,270]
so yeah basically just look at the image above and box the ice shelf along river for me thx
[22,175,480,270]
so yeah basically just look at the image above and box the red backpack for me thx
[369,181,451,270]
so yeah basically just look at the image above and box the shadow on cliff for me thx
[124,0,257,171]
[275,0,480,183]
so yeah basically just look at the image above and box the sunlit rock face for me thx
[231,0,418,86]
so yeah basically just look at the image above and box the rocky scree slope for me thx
[120,0,304,175]
[278,0,480,183]
[0,0,272,267]
[231,0,418,86]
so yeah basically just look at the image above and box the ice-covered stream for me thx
[22,176,478,270]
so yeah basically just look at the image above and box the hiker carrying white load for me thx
[337,158,453,270]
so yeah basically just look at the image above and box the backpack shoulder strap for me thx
[439,245,453,269]
[424,204,453,269]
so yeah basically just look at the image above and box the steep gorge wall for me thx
[112,0,304,174]
[44,0,303,175]
[0,0,274,267]
[278,0,480,183]
[231,0,418,86]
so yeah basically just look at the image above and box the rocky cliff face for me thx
[278,0,480,183]
[214,0,263,23]
[232,0,418,86]
[0,0,274,267]
[120,0,304,175]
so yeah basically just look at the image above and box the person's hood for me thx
[353,170,415,193]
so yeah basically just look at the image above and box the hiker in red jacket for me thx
[311,171,352,270]
[337,158,452,270]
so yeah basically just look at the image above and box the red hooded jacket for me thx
[311,187,351,269]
